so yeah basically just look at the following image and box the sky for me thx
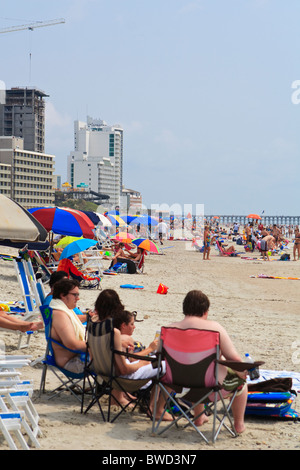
[1,0,300,215]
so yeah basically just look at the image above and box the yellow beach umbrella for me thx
[55,236,83,248]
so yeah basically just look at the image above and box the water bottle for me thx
[245,353,260,380]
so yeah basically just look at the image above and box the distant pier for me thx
[205,215,300,225]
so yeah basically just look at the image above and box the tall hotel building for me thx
[0,87,55,208]
[67,117,123,208]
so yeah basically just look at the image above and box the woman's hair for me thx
[52,278,80,299]
[112,310,134,330]
[94,289,124,321]
[183,290,210,317]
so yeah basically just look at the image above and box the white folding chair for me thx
[0,412,29,450]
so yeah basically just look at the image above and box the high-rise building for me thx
[0,87,48,153]
[67,116,123,208]
[0,136,55,209]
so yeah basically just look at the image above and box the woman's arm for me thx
[113,328,149,375]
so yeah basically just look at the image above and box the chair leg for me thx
[213,391,238,443]
[0,414,30,450]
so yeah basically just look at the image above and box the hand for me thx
[148,339,158,352]
[236,370,248,380]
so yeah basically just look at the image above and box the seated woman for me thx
[109,244,139,274]
[93,290,171,420]
[219,241,236,253]
[126,247,144,262]
[51,244,64,262]
[110,243,128,268]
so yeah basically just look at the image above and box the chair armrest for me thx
[114,349,157,363]
[216,359,264,371]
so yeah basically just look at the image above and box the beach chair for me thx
[151,327,262,444]
[81,317,156,423]
[134,249,146,274]
[215,239,239,257]
[28,250,54,282]
[77,248,104,277]
[0,390,41,448]
[38,305,85,403]
[7,256,45,349]
[0,411,30,450]
[57,258,101,289]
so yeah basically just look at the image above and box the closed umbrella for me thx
[0,195,48,243]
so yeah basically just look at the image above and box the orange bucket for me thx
[157,283,169,294]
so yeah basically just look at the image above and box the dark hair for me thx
[52,278,80,299]
[94,289,124,321]
[49,270,68,288]
[113,310,134,330]
[183,290,210,317]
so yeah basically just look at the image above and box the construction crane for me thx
[0,18,65,34]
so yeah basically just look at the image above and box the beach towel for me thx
[49,298,85,341]
[120,284,144,289]
[250,274,300,280]
[245,373,299,420]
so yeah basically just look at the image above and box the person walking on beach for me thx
[157,218,168,245]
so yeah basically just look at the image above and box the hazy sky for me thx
[1,0,300,215]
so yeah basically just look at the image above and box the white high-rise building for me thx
[67,116,123,208]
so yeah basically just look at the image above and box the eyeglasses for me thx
[69,292,80,298]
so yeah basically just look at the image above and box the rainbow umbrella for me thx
[132,238,160,253]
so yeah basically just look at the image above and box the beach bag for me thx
[280,253,290,261]
[117,263,128,273]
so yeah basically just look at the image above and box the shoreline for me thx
[0,239,299,450]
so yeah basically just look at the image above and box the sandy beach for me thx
[0,238,299,451]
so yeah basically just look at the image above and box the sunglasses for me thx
[132,311,143,322]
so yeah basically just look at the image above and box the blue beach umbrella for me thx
[127,215,158,226]
[59,238,98,260]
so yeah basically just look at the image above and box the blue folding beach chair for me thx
[0,257,44,349]
[38,305,86,403]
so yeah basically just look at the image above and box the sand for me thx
[0,238,299,451]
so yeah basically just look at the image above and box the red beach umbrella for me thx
[28,207,95,238]
[246,214,262,220]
